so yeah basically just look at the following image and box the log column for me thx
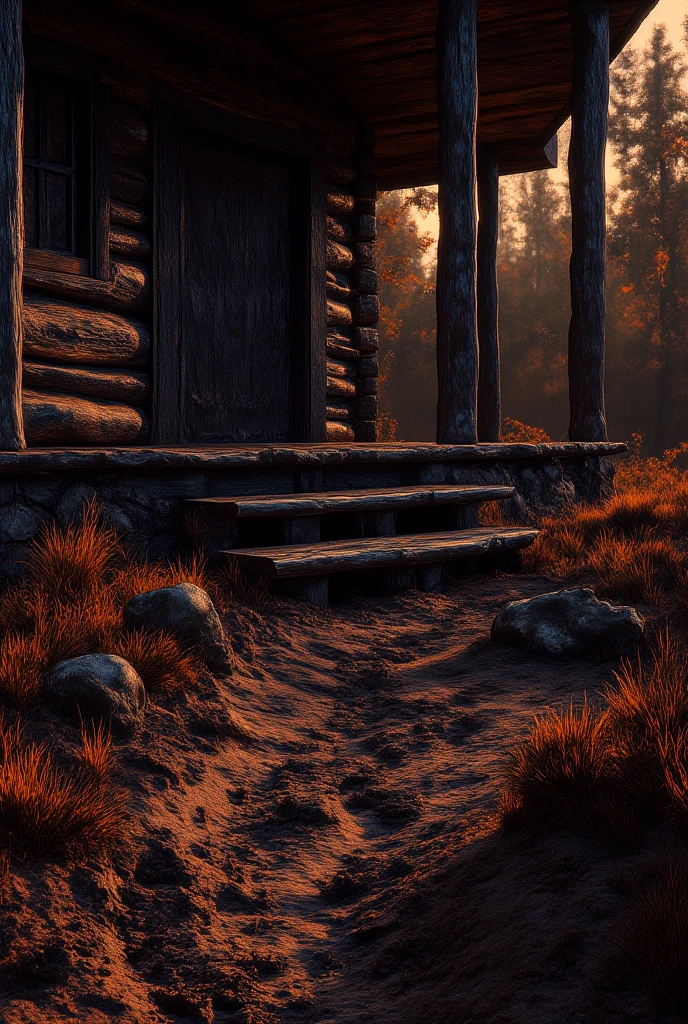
[0,0,25,449]
[477,146,501,442]
[436,0,478,444]
[568,0,609,442]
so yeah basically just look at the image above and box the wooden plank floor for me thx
[188,483,515,517]
[226,527,539,578]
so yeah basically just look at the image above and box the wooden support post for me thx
[477,147,501,443]
[0,0,25,450]
[436,0,478,444]
[568,0,609,442]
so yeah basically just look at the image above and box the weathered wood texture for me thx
[23,295,149,366]
[244,1,655,188]
[0,440,628,474]
[22,390,149,445]
[436,0,478,445]
[188,483,515,517]
[568,0,609,442]
[110,201,147,229]
[110,227,150,260]
[24,261,150,313]
[477,147,501,443]
[326,420,355,441]
[227,526,539,578]
[23,362,149,403]
[0,0,26,449]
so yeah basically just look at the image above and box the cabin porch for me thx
[0,2,653,599]
[0,440,622,602]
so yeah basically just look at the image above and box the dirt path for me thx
[0,575,667,1023]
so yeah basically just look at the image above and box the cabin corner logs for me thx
[325,124,380,443]
[20,91,380,447]
[21,91,152,446]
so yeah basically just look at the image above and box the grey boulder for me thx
[123,582,233,672]
[491,587,644,658]
[45,654,145,735]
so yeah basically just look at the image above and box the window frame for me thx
[23,38,110,281]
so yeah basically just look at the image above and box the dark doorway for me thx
[153,98,326,445]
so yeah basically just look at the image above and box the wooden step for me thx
[224,527,538,578]
[187,483,514,518]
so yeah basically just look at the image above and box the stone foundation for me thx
[0,444,621,579]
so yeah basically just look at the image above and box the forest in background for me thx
[378,22,688,453]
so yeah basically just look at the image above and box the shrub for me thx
[619,851,688,1008]
[79,719,115,781]
[111,553,209,607]
[605,634,688,809]
[500,419,552,443]
[587,532,682,605]
[22,500,119,607]
[110,628,198,693]
[0,717,125,859]
[503,700,611,822]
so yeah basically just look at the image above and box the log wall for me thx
[21,1,380,447]
[325,124,380,443]
[22,89,152,446]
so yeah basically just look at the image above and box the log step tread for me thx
[188,484,515,518]
[224,527,538,578]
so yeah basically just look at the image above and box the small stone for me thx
[55,483,97,527]
[0,503,42,542]
[45,654,145,735]
[123,583,233,672]
[99,502,133,535]
[491,587,645,659]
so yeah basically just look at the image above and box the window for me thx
[23,68,99,276]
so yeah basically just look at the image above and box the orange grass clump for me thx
[523,438,688,605]
[0,717,125,859]
[110,628,198,693]
[23,500,119,606]
[620,851,688,1007]
[502,700,611,822]
[110,553,209,608]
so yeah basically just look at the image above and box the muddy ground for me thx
[0,573,678,1023]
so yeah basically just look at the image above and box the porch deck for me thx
[0,440,626,474]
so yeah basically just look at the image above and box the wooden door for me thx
[153,99,326,445]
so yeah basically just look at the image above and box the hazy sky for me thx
[416,0,688,238]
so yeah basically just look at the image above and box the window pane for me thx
[43,88,72,167]
[24,83,38,159]
[23,168,38,248]
[44,172,71,252]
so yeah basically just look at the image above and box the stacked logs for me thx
[21,96,152,445]
[325,125,380,442]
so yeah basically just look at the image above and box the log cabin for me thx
[0,0,657,602]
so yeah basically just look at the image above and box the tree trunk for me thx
[477,147,501,442]
[0,0,25,449]
[568,0,609,442]
[436,0,478,444]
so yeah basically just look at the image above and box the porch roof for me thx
[240,0,658,187]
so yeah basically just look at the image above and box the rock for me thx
[45,654,145,735]
[491,587,644,658]
[99,502,133,535]
[55,483,97,527]
[0,503,42,542]
[123,582,233,672]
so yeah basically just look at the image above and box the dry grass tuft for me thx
[504,700,610,822]
[620,851,688,1007]
[110,628,198,693]
[79,719,115,781]
[525,435,688,606]
[212,556,269,609]
[23,500,119,607]
[111,553,209,608]
[0,717,125,859]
